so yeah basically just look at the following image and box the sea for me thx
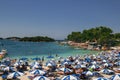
[0,40,99,59]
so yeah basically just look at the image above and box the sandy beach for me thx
[0,50,120,80]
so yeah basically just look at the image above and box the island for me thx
[5,36,55,42]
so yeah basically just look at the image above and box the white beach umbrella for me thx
[33,76,50,80]
[110,74,120,80]
[30,62,40,67]
[99,69,114,74]
[4,66,15,72]
[114,61,120,66]
[83,71,93,76]
[103,63,111,67]
[30,69,46,75]
[59,68,73,73]
[91,61,97,65]
[74,64,86,69]
[61,75,80,80]
[7,71,24,79]
[46,62,53,67]
[32,64,42,70]
[89,65,99,69]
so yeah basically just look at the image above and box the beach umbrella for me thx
[94,77,109,80]
[63,61,72,65]
[103,63,112,67]
[85,57,91,63]
[7,71,24,79]
[14,62,20,66]
[74,64,86,69]
[0,64,6,67]
[99,69,114,74]
[59,68,73,73]
[83,71,93,76]
[102,60,107,63]
[46,62,54,67]
[32,64,42,70]
[61,75,80,80]
[4,66,15,72]
[33,76,50,80]
[46,55,54,59]
[114,61,120,66]
[32,57,41,61]
[30,62,40,67]
[30,69,46,75]
[89,65,99,69]
[91,61,97,65]
[46,61,56,67]
[110,74,120,80]
[20,57,28,61]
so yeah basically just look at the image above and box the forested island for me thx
[6,36,55,42]
[66,26,120,50]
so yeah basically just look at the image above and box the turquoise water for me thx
[0,40,99,59]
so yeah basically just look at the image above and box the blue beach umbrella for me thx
[32,64,42,70]
[91,61,97,65]
[30,69,46,75]
[94,77,109,80]
[74,64,86,69]
[32,57,41,61]
[110,74,120,80]
[59,68,73,73]
[33,76,50,80]
[62,61,72,65]
[46,55,54,59]
[14,61,22,66]
[114,61,120,66]
[30,62,40,67]
[83,71,93,76]
[4,66,15,72]
[103,63,113,67]
[7,71,24,79]
[46,61,56,67]
[85,57,91,63]
[20,57,28,61]
[100,69,114,74]
[89,65,99,69]
[46,62,53,67]
[61,75,80,80]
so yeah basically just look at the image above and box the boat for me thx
[0,42,7,59]
[0,49,7,59]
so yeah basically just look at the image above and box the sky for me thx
[0,0,120,40]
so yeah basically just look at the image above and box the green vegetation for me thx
[19,36,55,42]
[6,37,21,40]
[5,36,55,42]
[67,26,120,47]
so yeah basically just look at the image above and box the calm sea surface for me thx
[0,40,99,59]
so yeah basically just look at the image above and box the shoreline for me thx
[61,41,120,51]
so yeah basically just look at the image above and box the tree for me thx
[67,26,115,47]
[67,32,82,42]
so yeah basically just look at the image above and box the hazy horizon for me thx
[0,0,120,40]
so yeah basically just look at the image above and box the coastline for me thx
[61,41,120,51]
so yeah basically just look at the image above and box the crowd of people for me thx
[0,50,120,80]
